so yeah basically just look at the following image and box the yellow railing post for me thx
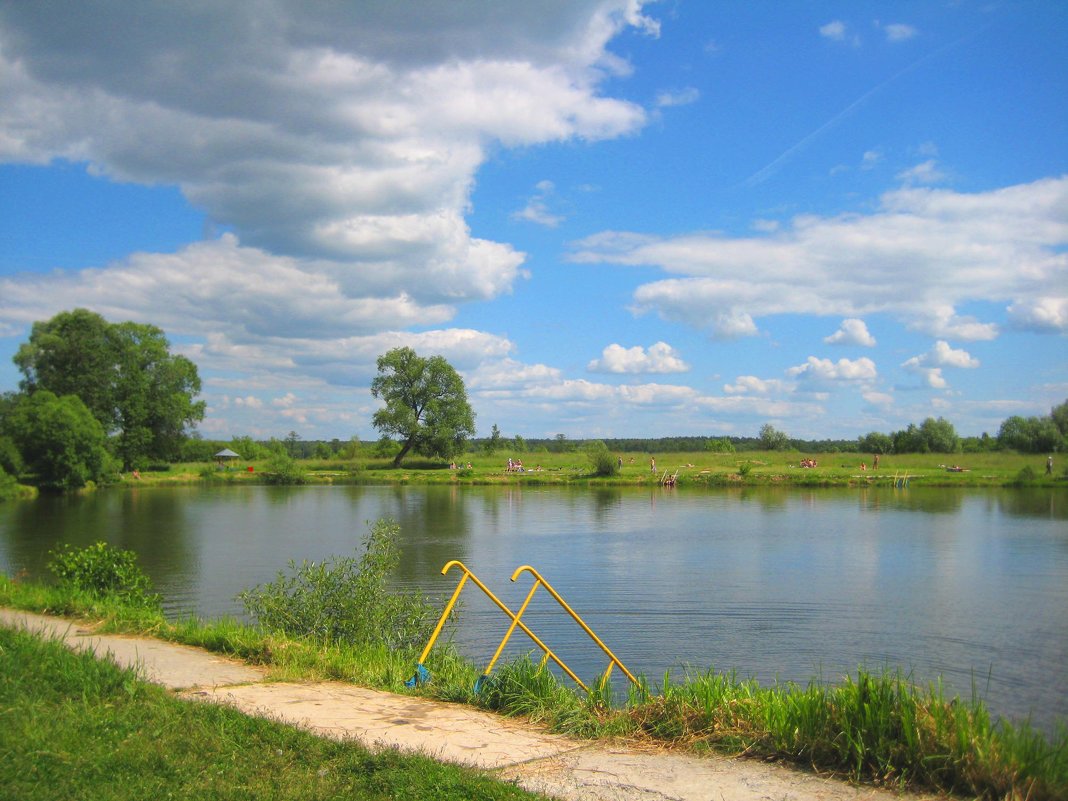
[511,565,639,689]
[481,577,542,678]
[408,560,589,692]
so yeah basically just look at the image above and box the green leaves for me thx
[47,541,160,609]
[371,347,476,467]
[6,390,114,489]
[12,309,205,471]
[238,519,438,650]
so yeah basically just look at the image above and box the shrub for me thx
[47,541,160,608]
[1013,466,1037,486]
[0,468,20,502]
[585,440,619,477]
[263,451,307,485]
[238,518,438,650]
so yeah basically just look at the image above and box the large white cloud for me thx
[0,1,653,324]
[587,341,689,374]
[0,1,662,438]
[573,176,1068,339]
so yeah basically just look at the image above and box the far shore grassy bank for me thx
[2,573,1065,801]
[100,449,1068,491]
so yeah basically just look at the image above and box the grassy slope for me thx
[0,624,545,801]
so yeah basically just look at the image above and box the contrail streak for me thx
[742,29,983,188]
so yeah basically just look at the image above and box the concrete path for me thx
[1,609,936,801]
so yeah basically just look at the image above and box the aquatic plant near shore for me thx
[238,518,438,650]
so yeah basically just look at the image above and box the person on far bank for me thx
[1048,455,1054,475]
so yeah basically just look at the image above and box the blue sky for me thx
[1,1,1065,442]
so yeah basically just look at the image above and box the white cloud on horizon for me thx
[571,176,1068,339]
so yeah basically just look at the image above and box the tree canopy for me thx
[14,309,205,469]
[6,390,112,489]
[370,347,475,467]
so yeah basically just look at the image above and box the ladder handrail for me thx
[511,564,639,688]
[410,559,588,691]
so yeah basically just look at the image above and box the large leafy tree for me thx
[14,309,205,469]
[6,391,112,489]
[370,347,476,468]
[758,423,789,451]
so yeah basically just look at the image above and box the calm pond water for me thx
[2,484,1066,733]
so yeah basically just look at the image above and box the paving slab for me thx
[498,746,931,801]
[188,681,579,770]
[0,608,265,689]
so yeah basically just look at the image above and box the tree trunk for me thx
[392,438,415,468]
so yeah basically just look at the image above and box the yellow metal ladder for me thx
[406,560,638,694]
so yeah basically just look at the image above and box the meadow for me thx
[131,447,1062,489]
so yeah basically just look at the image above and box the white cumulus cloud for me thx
[588,341,690,374]
[824,318,877,347]
[787,356,877,384]
[572,176,1068,339]
[901,340,979,388]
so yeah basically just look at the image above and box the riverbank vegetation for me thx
[87,446,1067,490]
[1,313,1065,496]
[2,539,1065,800]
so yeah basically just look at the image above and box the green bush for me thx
[585,440,619,477]
[263,451,307,485]
[47,541,160,608]
[0,468,20,501]
[238,518,438,649]
[1014,465,1037,485]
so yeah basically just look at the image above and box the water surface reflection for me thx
[1,484,1065,734]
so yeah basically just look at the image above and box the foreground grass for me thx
[4,576,1066,800]
[0,624,545,801]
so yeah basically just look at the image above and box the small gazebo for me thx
[214,448,240,467]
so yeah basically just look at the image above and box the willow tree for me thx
[370,347,475,468]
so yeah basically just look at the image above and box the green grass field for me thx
[130,448,1063,489]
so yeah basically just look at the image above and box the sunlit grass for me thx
[0,625,547,801]
[119,448,1064,489]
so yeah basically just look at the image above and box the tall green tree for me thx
[857,431,893,454]
[758,423,789,451]
[13,310,205,469]
[483,423,503,455]
[919,416,960,453]
[6,391,113,489]
[370,347,475,468]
